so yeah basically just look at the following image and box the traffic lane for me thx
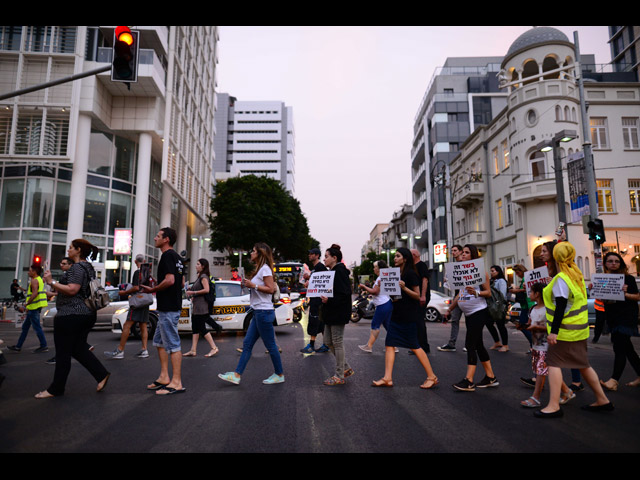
[1,317,639,453]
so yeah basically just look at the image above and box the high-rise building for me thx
[608,26,639,80]
[0,26,219,287]
[214,94,295,194]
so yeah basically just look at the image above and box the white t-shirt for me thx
[371,277,391,306]
[551,276,574,313]
[457,286,488,316]
[250,264,274,310]
[529,306,548,352]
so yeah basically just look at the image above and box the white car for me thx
[43,286,125,329]
[424,290,453,322]
[111,280,293,336]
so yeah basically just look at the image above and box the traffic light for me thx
[33,255,42,266]
[587,218,606,245]
[111,26,139,83]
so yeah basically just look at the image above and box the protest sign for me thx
[524,266,550,295]
[444,258,485,290]
[378,267,401,296]
[306,270,336,298]
[590,273,625,301]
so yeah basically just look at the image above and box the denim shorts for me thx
[153,310,181,353]
[370,300,392,330]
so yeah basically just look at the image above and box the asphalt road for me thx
[1,306,639,454]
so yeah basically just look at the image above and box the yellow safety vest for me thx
[543,272,589,342]
[27,276,48,310]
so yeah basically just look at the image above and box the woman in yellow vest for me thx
[535,242,612,417]
[7,264,48,353]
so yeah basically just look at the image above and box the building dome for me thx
[506,27,571,58]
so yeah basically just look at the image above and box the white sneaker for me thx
[136,349,149,358]
[104,348,123,359]
[358,344,372,353]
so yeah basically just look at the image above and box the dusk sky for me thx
[216,26,612,266]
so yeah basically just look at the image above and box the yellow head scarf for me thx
[552,242,584,287]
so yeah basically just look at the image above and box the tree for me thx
[208,175,317,262]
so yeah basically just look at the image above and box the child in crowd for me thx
[521,282,548,408]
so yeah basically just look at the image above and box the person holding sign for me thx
[320,245,354,385]
[218,243,284,386]
[595,252,640,390]
[358,260,393,353]
[372,248,438,389]
[451,245,499,392]
[535,242,612,418]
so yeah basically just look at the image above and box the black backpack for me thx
[204,277,216,314]
[487,285,507,321]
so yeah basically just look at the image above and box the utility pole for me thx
[574,31,603,274]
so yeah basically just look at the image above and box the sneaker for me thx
[33,346,49,353]
[476,375,499,388]
[358,344,372,353]
[520,377,536,387]
[136,349,149,358]
[104,348,124,359]
[7,345,21,352]
[263,373,285,385]
[45,356,56,365]
[437,344,456,352]
[300,343,315,354]
[315,344,330,353]
[218,372,241,385]
[453,378,475,391]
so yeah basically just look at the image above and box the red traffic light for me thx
[33,255,42,265]
[115,26,133,45]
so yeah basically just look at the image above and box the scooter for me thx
[351,291,375,322]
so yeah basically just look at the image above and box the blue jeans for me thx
[236,309,283,376]
[153,311,181,354]
[17,308,47,348]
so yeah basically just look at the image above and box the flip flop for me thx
[156,386,186,395]
[147,381,169,390]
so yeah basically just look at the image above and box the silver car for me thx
[425,290,453,322]
[42,287,127,329]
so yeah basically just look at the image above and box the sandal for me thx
[35,390,55,399]
[420,376,439,389]
[204,347,219,357]
[97,373,110,393]
[372,378,393,387]
[521,396,541,408]
[323,375,345,386]
[559,391,576,405]
[625,377,640,387]
[182,351,197,357]
[600,378,618,391]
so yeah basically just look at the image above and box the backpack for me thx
[78,263,111,311]
[204,277,216,315]
[487,285,507,321]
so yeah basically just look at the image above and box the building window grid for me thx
[590,117,609,149]
[622,117,639,149]
[629,179,640,213]
[596,179,616,213]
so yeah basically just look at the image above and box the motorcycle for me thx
[351,290,375,322]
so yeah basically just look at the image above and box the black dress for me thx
[385,269,421,349]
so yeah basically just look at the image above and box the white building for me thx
[449,27,640,277]
[214,94,295,194]
[0,26,219,286]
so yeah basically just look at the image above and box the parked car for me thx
[424,290,453,322]
[111,280,293,337]
[42,286,125,329]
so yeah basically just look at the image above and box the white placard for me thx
[444,258,485,289]
[378,267,401,295]
[524,266,551,295]
[590,273,625,301]
[306,271,336,298]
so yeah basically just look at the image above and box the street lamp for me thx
[536,129,577,239]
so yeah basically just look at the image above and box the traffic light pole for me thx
[574,31,603,274]
[0,65,111,101]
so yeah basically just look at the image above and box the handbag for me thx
[129,291,153,309]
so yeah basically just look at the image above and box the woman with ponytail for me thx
[37,239,110,398]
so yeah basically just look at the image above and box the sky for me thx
[215,26,612,266]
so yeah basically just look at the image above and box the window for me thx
[590,117,609,149]
[505,194,513,225]
[530,151,546,180]
[502,140,509,169]
[596,179,615,213]
[629,179,640,213]
[622,117,639,149]
[496,199,503,228]
[493,147,499,175]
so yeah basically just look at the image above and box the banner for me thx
[590,273,625,301]
[444,258,485,289]
[306,271,335,298]
[524,266,551,295]
[378,267,401,295]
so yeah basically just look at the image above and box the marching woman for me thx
[183,258,219,358]
[36,239,110,398]
[452,245,499,392]
[372,247,438,389]
[320,244,354,385]
[597,252,640,390]
[218,243,284,385]
[486,265,509,352]
[358,260,393,353]
[535,242,612,418]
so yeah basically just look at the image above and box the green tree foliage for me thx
[208,175,317,262]
[352,251,388,285]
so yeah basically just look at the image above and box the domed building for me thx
[449,27,640,277]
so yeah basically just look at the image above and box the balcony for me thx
[452,178,484,208]
[455,229,488,246]
[94,47,166,97]
[511,176,557,203]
